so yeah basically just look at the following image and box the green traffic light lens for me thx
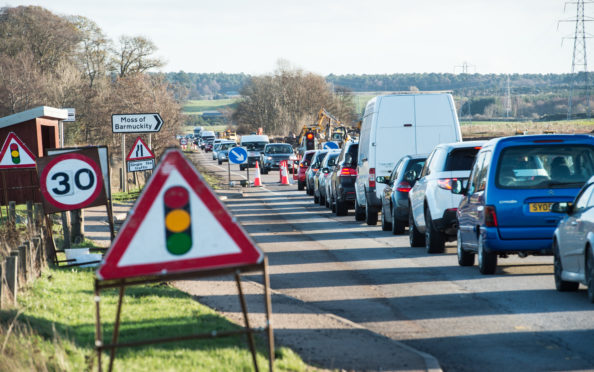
[166,233,192,255]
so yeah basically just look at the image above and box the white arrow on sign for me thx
[112,113,164,133]
[234,153,245,162]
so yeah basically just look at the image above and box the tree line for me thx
[0,5,182,164]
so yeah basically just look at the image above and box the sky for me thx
[0,0,586,75]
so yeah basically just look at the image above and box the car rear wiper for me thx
[543,180,584,188]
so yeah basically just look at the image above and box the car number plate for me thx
[529,203,553,213]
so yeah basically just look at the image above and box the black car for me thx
[328,142,359,216]
[376,154,427,234]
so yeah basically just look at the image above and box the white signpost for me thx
[112,113,164,133]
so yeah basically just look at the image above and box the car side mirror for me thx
[322,168,329,174]
[551,202,573,214]
[451,179,467,195]
[375,176,387,184]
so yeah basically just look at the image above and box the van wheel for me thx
[478,238,497,274]
[319,193,325,206]
[457,230,474,266]
[218,159,223,165]
[381,207,391,231]
[298,181,305,191]
[261,168,268,175]
[425,208,445,254]
[365,201,378,225]
[554,240,579,291]
[313,192,319,204]
[355,199,365,221]
[331,196,337,213]
[586,246,594,303]
[408,207,425,247]
[392,207,405,235]
[240,165,245,171]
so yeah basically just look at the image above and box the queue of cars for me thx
[293,92,594,302]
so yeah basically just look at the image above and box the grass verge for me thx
[0,268,312,371]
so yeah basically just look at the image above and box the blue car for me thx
[453,134,594,274]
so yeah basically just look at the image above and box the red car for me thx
[297,150,316,191]
[204,142,214,152]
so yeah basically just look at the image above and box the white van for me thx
[355,93,462,225]
[239,134,270,170]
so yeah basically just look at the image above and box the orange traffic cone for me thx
[280,160,290,185]
[253,161,262,187]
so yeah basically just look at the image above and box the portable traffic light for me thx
[10,143,20,164]
[164,186,192,255]
[305,131,315,150]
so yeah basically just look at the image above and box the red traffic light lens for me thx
[164,186,189,208]
[306,133,314,140]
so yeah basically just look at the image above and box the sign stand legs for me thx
[106,200,116,241]
[94,279,104,372]
[2,172,8,219]
[235,271,259,372]
[263,257,274,371]
[108,285,125,372]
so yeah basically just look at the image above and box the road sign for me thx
[37,148,106,213]
[180,138,188,145]
[97,149,263,280]
[63,108,75,122]
[126,137,155,161]
[127,159,154,172]
[323,141,339,150]
[228,147,248,164]
[0,132,36,169]
[112,113,164,133]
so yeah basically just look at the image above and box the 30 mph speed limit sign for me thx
[37,148,107,213]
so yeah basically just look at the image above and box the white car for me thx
[408,141,485,253]
[552,175,594,302]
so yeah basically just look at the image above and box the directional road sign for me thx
[97,149,263,280]
[228,147,248,164]
[0,132,36,169]
[37,148,106,213]
[112,113,164,133]
[323,141,339,150]
[127,137,155,161]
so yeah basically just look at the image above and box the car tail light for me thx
[340,167,357,176]
[369,168,376,188]
[533,139,563,143]
[299,163,306,168]
[396,181,412,192]
[437,178,457,190]
[312,168,319,173]
[484,205,498,227]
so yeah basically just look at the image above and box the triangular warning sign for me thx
[0,132,37,169]
[126,136,155,161]
[97,148,263,280]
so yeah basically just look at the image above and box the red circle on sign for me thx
[40,152,104,210]
[164,186,189,208]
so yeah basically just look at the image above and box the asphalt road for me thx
[195,150,594,372]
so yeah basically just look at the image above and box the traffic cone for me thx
[253,161,262,187]
[280,160,290,185]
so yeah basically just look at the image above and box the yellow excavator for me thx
[296,109,352,154]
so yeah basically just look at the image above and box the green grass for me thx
[112,188,143,201]
[0,268,311,371]
[183,99,238,114]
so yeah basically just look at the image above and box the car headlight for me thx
[267,156,273,161]
[221,153,227,159]
[289,155,297,160]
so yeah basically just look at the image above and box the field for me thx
[183,99,238,114]
[461,119,594,139]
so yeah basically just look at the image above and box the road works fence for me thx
[0,201,52,309]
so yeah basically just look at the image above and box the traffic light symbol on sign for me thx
[164,186,192,255]
[10,143,20,164]
[305,132,315,150]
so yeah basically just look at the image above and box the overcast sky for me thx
[1,0,586,75]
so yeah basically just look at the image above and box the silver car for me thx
[552,175,594,303]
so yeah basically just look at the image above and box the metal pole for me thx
[121,134,126,193]
[228,160,231,186]
[94,280,103,372]
[235,271,259,372]
[108,286,125,372]
[247,164,250,187]
[263,257,275,371]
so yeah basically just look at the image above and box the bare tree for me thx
[111,35,165,77]
[71,16,111,88]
